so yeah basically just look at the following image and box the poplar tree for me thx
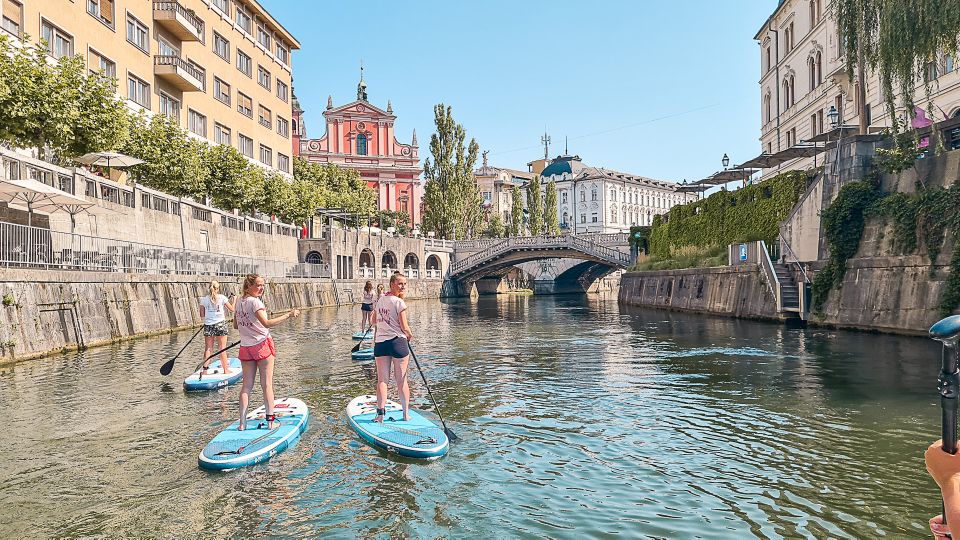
[422,104,481,239]
[511,184,524,236]
[487,214,505,238]
[545,180,560,234]
[526,175,543,235]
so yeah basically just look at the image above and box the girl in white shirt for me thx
[370,273,414,422]
[199,280,235,374]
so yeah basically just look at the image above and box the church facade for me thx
[295,74,423,225]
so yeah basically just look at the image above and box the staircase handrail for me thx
[778,231,811,283]
[759,240,782,312]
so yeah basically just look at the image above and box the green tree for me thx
[204,144,252,211]
[121,113,207,198]
[526,174,543,235]
[511,184,524,236]
[545,180,560,234]
[421,103,481,239]
[286,178,323,225]
[375,210,412,235]
[260,171,295,220]
[294,157,376,217]
[487,213,505,238]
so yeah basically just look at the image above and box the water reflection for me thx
[0,294,944,538]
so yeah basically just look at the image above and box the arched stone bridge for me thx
[449,235,632,295]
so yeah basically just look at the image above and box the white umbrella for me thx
[0,178,92,228]
[75,151,145,168]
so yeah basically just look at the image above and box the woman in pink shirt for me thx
[234,274,300,430]
[370,273,414,422]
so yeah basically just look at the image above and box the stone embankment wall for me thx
[618,266,779,321]
[0,269,444,364]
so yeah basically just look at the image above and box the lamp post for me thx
[827,105,840,176]
[721,154,730,191]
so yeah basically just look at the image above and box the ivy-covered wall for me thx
[649,171,808,258]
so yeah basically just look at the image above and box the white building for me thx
[539,154,696,234]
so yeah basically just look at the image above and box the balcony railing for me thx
[153,1,204,41]
[154,55,203,92]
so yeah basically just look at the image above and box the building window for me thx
[2,0,22,37]
[213,32,229,61]
[159,92,180,123]
[580,213,586,223]
[611,207,617,223]
[214,77,230,106]
[237,49,251,77]
[763,93,771,123]
[277,117,289,138]
[276,44,289,64]
[810,113,818,137]
[214,123,230,145]
[580,191,585,202]
[127,74,150,108]
[41,19,73,59]
[237,92,252,117]
[356,134,368,155]
[258,105,271,128]
[188,60,205,91]
[765,47,771,73]
[591,213,598,223]
[239,134,253,157]
[235,7,251,34]
[257,24,271,50]
[561,191,567,204]
[610,188,616,199]
[278,153,290,172]
[591,188,597,201]
[88,49,116,81]
[86,0,114,27]
[189,109,206,137]
[277,80,288,102]
[125,14,148,53]
[257,65,271,90]
[212,0,230,16]
[259,144,272,166]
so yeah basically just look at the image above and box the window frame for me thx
[213,31,230,62]
[159,91,181,124]
[86,0,115,29]
[127,72,150,109]
[1,0,23,37]
[213,77,231,106]
[125,12,149,54]
[212,0,230,17]
[214,123,231,146]
[237,91,253,118]
[41,18,74,59]
[258,104,272,128]
[188,109,207,137]
[278,153,290,173]
[277,116,289,138]
[259,144,272,166]
[257,65,271,91]
[88,48,117,81]
[276,80,288,102]
[236,49,252,77]
[238,133,253,157]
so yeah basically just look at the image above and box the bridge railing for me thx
[570,235,632,265]
[450,234,630,276]
[450,238,508,274]
[578,232,629,245]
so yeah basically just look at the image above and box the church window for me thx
[357,134,368,155]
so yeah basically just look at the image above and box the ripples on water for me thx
[0,294,944,538]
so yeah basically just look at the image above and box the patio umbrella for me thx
[75,151,145,169]
[0,178,91,228]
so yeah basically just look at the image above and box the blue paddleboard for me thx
[346,395,449,459]
[352,330,373,340]
[198,397,309,470]
[183,357,242,391]
[351,347,374,360]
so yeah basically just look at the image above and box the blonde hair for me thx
[376,284,384,296]
[242,274,262,297]
[208,280,220,303]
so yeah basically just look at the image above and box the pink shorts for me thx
[239,337,275,362]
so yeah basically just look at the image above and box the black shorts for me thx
[374,337,409,359]
[203,321,228,336]
[361,303,373,312]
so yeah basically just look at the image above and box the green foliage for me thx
[510,185,523,236]
[487,213,505,238]
[526,174,544,235]
[205,144,252,211]
[0,34,128,160]
[875,132,925,174]
[631,245,727,271]
[835,0,960,131]
[293,157,376,217]
[812,180,882,312]
[628,225,652,254]
[121,113,208,198]
[421,104,481,239]
[649,171,807,258]
[2,293,14,306]
[544,180,560,234]
[374,210,411,235]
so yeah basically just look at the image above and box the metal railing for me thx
[778,231,811,283]
[450,235,631,276]
[0,221,328,278]
[154,54,204,83]
[153,1,204,37]
[759,240,782,312]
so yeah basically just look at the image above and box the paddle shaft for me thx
[159,327,203,375]
[408,344,457,440]
[195,340,241,379]
[940,343,960,533]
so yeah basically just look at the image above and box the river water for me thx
[0,293,946,539]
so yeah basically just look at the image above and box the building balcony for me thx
[153,55,203,91]
[152,1,204,42]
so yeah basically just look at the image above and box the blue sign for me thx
[739,244,748,262]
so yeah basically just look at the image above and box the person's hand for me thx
[289,309,300,319]
[405,332,413,343]
[229,293,236,298]
[930,514,951,539]
[926,440,960,489]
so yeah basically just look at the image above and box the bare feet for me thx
[374,408,385,423]
[238,420,246,431]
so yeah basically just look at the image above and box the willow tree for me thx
[544,180,560,234]
[422,104,481,239]
[526,174,544,235]
[510,184,524,236]
[836,0,960,131]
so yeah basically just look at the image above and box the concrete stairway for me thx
[773,262,800,310]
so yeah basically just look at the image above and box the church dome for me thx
[541,155,585,178]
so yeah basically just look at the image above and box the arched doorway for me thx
[404,253,420,278]
[425,254,441,279]
[305,251,323,265]
[381,250,397,277]
[359,248,374,277]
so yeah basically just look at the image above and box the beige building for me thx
[755,0,960,179]
[3,0,299,176]
[474,151,536,225]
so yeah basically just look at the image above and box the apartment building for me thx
[755,0,960,179]
[2,0,299,176]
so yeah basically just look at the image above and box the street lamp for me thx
[722,153,730,169]
[827,105,840,129]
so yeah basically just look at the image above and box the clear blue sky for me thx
[261,0,776,183]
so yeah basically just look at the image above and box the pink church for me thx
[294,73,423,225]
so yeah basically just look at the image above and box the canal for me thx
[0,293,944,538]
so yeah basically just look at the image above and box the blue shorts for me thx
[374,337,409,359]
[361,303,373,312]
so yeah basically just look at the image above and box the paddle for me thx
[159,327,203,376]
[195,340,241,380]
[351,325,373,353]
[930,315,960,535]
[408,344,458,441]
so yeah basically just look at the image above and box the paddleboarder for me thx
[235,273,300,431]
[199,280,235,375]
[360,281,375,332]
[370,273,413,423]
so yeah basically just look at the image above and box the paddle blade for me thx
[159,358,175,376]
[351,340,364,353]
[445,428,459,441]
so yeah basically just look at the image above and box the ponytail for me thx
[208,280,220,304]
